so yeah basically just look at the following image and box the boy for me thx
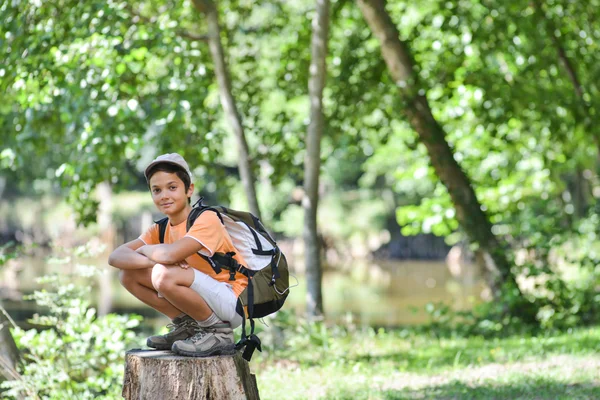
[108,153,248,357]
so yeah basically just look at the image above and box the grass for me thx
[252,323,600,399]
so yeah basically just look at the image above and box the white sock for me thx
[197,312,224,327]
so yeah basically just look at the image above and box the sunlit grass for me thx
[254,325,600,399]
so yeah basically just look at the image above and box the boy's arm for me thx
[108,239,156,270]
[136,237,204,265]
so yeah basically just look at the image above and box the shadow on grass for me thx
[324,379,600,400]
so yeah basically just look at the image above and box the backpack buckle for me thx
[227,252,237,281]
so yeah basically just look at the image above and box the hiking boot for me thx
[147,314,199,350]
[171,323,236,357]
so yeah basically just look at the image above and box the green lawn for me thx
[252,325,600,399]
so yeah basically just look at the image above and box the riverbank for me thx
[254,324,600,399]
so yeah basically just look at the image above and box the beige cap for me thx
[144,153,193,181]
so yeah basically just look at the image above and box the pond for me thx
[1,254,485,329]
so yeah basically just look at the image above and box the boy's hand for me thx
[135,242,195,265]
[178,261,190,269]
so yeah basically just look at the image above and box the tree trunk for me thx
[122,350,259,400]
[0,176,6,201]
[573,169,589,219]
[304,0,330,318]
[0,304,19,383]
[356,0,516,296]
[96,181,115,317]
[191,0,262,219]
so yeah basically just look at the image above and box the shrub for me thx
[1,260,141,399]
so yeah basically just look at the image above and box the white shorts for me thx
[189,269,243,328]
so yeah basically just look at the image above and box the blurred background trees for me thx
[2,0,600,330]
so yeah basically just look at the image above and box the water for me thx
[293,259,484,326]
[1,255,485,328]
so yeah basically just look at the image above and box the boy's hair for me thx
[146,163,192,203]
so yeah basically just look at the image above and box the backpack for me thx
[156,198,290,361]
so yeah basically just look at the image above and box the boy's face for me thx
[149,171,194,217]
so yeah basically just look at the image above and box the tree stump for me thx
[122,350,260,400]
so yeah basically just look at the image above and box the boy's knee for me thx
[119,269,136,288]
[151,264,175,293]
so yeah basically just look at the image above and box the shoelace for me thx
[166,318,197,332]
[165,322,177,331]
[190,326,209,343]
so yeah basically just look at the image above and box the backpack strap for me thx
[187,206,224,229]
[200,253,222,275]
[156,217,169,244]
[185,205,227,276]
[236,217,280,285]
[235,280,262,362]
[212,252,239,281]
[269,248,282,284]
[250,213,276,243]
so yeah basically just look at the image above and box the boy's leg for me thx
[150,264,216,321]
[155,267,240,357]
[119,268,183,319]
[119,267,202,350]
[150,265,233,354]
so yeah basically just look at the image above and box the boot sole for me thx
[147,338,175,350]
[172,344,236,357]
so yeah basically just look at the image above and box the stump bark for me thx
[122,350,260,400]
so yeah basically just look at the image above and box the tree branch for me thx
[176,30,209,42]
[532,0,586,102]
[532,0,600,153]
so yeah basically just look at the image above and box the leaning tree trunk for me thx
[0,304,19,383]
[356,0,517,296]
[0,244,20,383]
[191,0,262,219]
[304,0,330,318]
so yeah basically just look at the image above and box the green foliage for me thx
[419,231,600,336]
[355,0,600,248]
[2,0,600,338]
[4,0,598,244]
[0,261,141,399]
[514,223,600,329]
[0,242,20,268]
[0,0,226,223]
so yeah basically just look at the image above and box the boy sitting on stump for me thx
[108,153,248,357]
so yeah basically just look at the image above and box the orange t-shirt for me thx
[139,211,248,297]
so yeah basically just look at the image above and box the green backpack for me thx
[156,198,290,361]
